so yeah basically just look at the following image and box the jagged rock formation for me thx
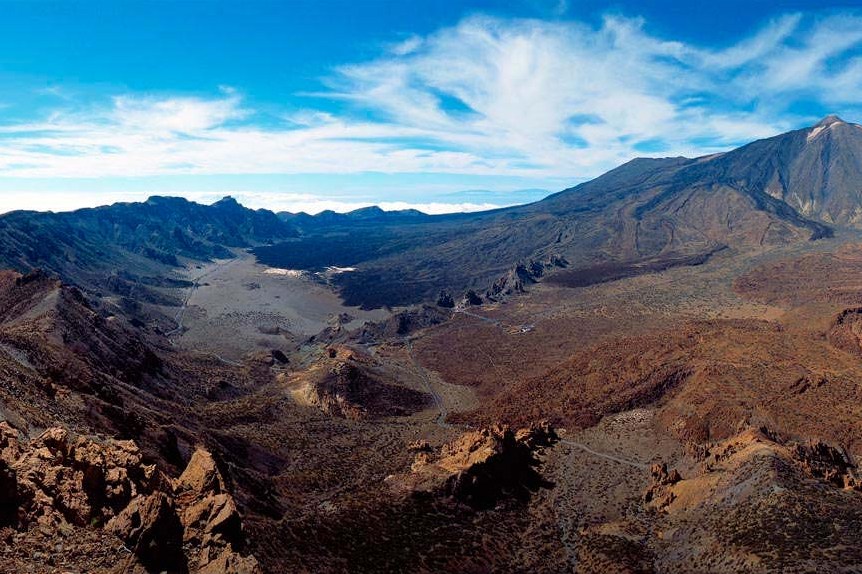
[386,423,556,509]
[793,439,861,489]
[643,462,683,511]
[461,289,483,306]
[361,305,451,340]
[0,424,258,573]
[638,428,862,572]
[436,290,455,308]
[486,255,568,300]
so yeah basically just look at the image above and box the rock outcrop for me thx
[387,423,556,509]
[0,423,259,574]
[794,439,861,490]
[485,255,568,301]
[436,290,455,308]
[288,346,431,420]
[643,462,683,511]
[171,449,259,573]
[461,289,483,307]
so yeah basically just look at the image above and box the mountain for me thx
[255,118,852,308]
[3,117,854,311]
[0,195,296,298]
[697,115,862,225]
[278,205,431,230]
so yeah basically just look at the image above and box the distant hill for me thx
[4,117,860,310]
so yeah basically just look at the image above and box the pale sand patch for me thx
[263,268,305,278]
[173,253,390,361]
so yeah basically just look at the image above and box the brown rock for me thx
[198,546,261,574]
[175,448,225,499]
[389,424,553,509]
[794,440,859,489]
[644,462,683,511]
[106,492,185,571]
[172,448,256,571]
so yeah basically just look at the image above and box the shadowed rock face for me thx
[683,115,862,226]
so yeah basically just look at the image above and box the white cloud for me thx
[111,93,246,132]
[1,11,861,195]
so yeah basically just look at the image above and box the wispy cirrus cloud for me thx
[1,11,862,204]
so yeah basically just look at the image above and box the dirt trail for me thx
[406,338,450,428]
[558,439,650,470]
[165,258,237,340]
[549,409,681,572]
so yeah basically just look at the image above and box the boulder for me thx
[175,449,225,499]
[173,448,259,572]
[0,429,260,573]
[106,492,185,571]
[436,290,455,308]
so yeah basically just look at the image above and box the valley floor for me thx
[166,252,390,361]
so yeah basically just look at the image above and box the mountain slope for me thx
[256,119,848,308]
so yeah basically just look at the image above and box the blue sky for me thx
[1,0,862,214]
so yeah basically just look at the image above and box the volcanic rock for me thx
[173,449,258,573]
[643,462,683,511]
[0,425,259,574]
[388,424,555,509]
[436,290,455,308]
[461,289,483,306]
[794,440,861,490]
[485,255,568,301]
[106,492,186,571]
[288,345,431,420]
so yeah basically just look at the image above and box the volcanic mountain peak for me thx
[814,114,848,128]
[807,114,855,142]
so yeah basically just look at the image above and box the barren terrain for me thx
[167,253,390,361]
